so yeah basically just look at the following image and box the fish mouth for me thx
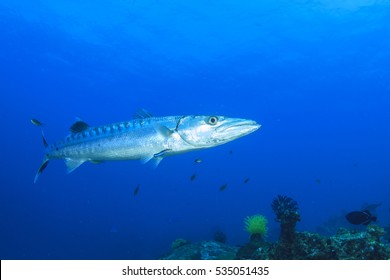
[216,119,261,141]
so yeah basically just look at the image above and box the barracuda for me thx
[34,110,261,183]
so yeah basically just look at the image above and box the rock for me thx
[160,241,238,260]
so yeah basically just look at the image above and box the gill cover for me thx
[176,115,226,147]
[176,115,261,148]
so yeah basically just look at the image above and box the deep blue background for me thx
[0,0,389,259]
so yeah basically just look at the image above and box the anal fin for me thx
[65,158,86,173]
[140,150,168,169]
[151,157,163,168]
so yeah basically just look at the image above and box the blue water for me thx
[1,0,389,259]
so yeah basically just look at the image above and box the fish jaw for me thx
[176,116,261,148]
[215,118,261,143]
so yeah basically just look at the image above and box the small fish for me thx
[31,118,44,127]
[133,185,140,196]
[190,174,197,181]
[315,179,321,184]
[346,210,377,225]
[243,178,250,184]
[219,184,228,191]
[194,159,202,164]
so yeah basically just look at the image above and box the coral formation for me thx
[271,195,300,244]
[236,215,268,259]
[161,195,390,260]
[244,215,268,239]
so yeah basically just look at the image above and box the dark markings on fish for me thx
[219,184,228,191]
[190,174,197,181]
[229,150,233,154]
[154,149,171,158]
[315,179,321,184]
[31,119,44,127]
[346,210,377,225]
[243,178,250,184]
[70,121,90,133]
[194,159,202,163]
[133,185,140,196]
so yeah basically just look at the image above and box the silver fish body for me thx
[34,114,260,183]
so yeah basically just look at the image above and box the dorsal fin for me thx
[70,121,90,133]
[133,109,153,119]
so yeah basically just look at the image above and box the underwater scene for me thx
[0,0,389,260]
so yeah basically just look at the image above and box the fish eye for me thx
[207,116,218,125]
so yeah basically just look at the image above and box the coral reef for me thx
[161,195,390,260]
[162,226,390,260]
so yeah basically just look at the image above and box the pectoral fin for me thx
[140,149,171,168]
[153,124,174,138]
[140,155,162,168]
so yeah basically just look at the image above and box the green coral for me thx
[244,215,268,237]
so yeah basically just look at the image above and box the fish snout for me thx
[216,119,261,140]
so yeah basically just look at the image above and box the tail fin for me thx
[34,130,49,183]
[34,158,49,184]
